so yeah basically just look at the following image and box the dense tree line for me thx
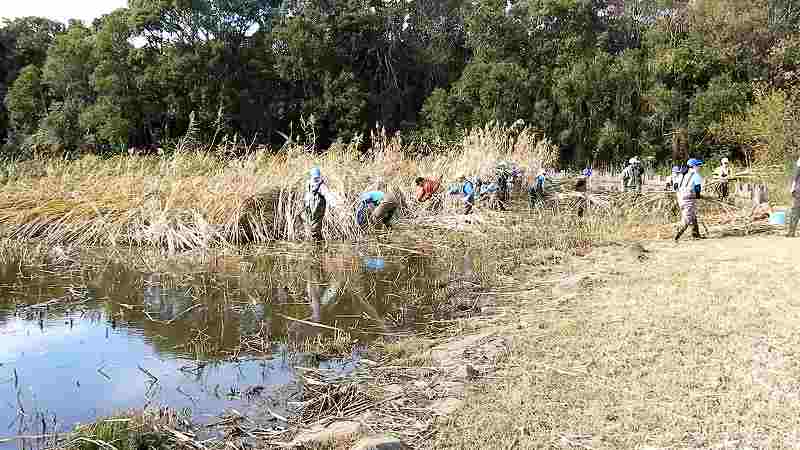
[1,0,799,165]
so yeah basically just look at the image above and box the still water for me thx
[0,242,465,447]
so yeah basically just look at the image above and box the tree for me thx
[5,65,45,137]
[39,22,95,151]
[0,17,63,149]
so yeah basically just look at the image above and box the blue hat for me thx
[687,158,703,168]
[671,165,681,173]
[582,168,592,177]
[310,167,321,178]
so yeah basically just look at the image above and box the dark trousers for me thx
[370,193,399,226]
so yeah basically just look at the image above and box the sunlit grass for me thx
[0,125,558,251]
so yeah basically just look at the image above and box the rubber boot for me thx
[691,221,703,239]
[674,223,689,241]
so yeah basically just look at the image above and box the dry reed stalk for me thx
[0,125,560,248]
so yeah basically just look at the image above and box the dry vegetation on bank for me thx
[0,125,559,251]
[428,234,800,450]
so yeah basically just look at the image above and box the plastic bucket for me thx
[769,210,786,225]
[364,257,385,271]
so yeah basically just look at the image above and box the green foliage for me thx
[424,60,532,139]
[0,17,63,149]
[1,0,799,166]
[688,74,749,143]
[5,65,44,136]
[42,23,93,101]
[711,87,798,166]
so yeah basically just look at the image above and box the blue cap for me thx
[582,168,592,177]
[671,165,681,173]
[310,167,321,178]
[687,158,703,167]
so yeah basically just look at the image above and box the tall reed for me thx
[0,125,558,250]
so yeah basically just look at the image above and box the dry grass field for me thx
[430,235,800,450]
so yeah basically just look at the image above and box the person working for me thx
[669,165,683,191]
[448,174,478,214]
[494,162,513,210]
[714,157,731,201]
[415,177,441,202]
[528,169,547,208]
[675,158,704,241]
[480,182,503,209]
[621,156,644,193]
[575,168,592,217]
[357,190,399,228]
[303,167,337,241]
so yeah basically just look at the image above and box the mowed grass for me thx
[429,235,800,449]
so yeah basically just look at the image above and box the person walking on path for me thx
[715,157,731,201]
[621,156,644,193]
[303,167,337,241]
[415,176,441,203]
[675,158,704,241]
[787,157,800,237]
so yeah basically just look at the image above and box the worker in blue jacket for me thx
[528,169,547,208]
[357,190,399,228]
[453,174,477,214]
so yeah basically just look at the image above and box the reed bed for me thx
[0,125,557,250]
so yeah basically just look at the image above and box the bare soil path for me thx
[429,235,800,449]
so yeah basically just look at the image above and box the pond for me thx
[0,241,476,448]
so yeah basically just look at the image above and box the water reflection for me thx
[0,243,455,446]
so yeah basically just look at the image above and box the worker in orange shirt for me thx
[415,176,441,202]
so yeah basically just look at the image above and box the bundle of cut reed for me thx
[703,170,766,197]
[710,217,779,237]
[295,372,375,425]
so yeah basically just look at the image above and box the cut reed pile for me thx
[0,124,558,250]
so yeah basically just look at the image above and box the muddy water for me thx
[0,242,469,447]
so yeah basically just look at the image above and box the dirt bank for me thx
[424,234,800,449]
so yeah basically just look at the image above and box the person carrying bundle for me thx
[621,156,644,193]
[788,157,800,237]
[714,157,731,201]
[357,190,399,228]
[675,158,704,241]
[303,167,337,241]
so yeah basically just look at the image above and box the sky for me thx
[1,0,129,25]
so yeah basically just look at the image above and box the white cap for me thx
[721,157,729,164]
[629,157,640,164]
